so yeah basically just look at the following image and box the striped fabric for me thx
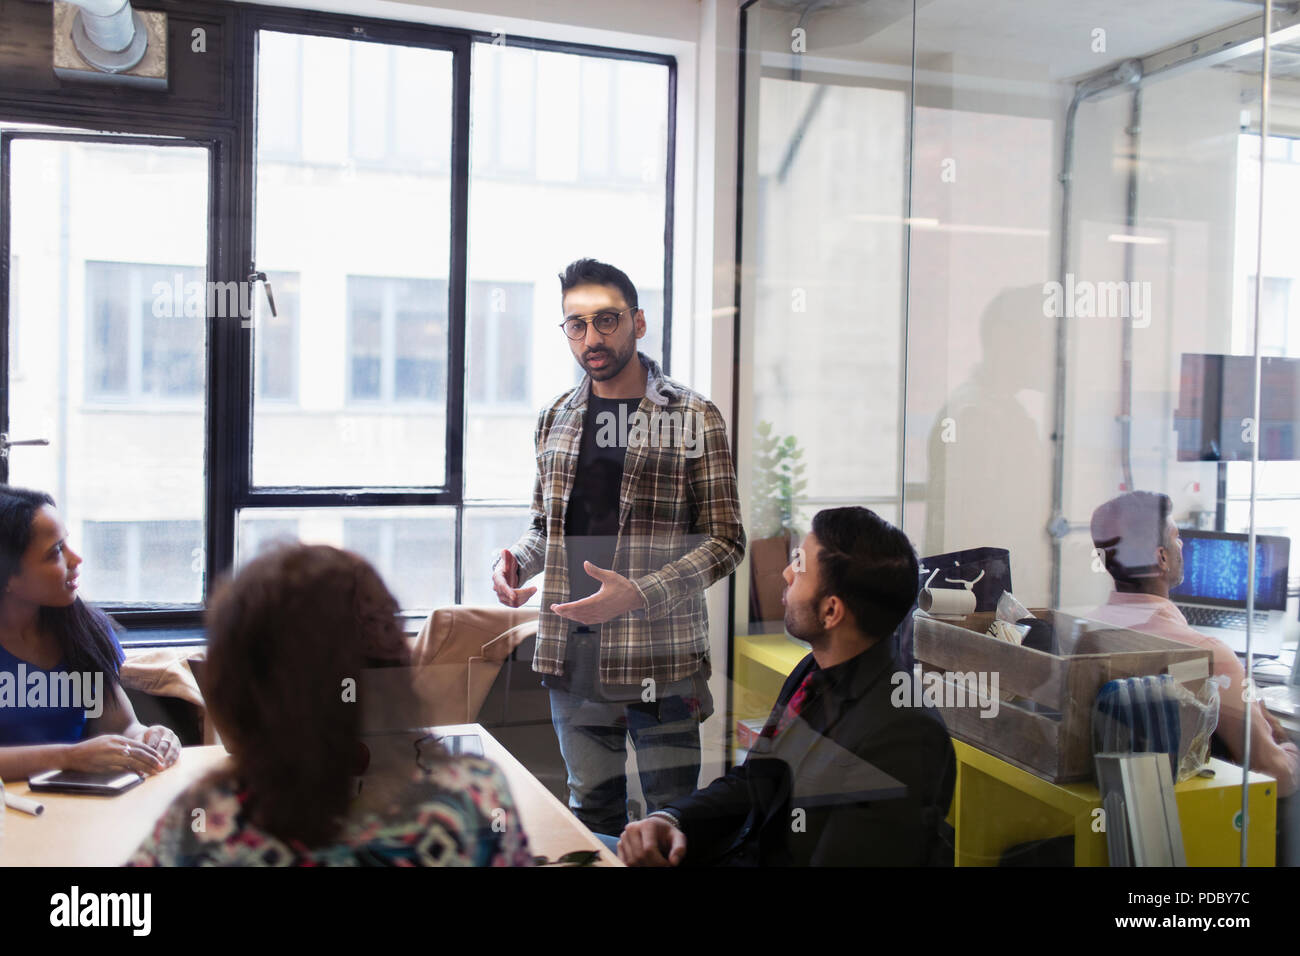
[509,353,746,685]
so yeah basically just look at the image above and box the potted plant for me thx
[749,421,806,632]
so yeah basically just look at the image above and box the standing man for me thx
[492,258,745,837]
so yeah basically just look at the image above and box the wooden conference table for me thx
[0,723,621,867]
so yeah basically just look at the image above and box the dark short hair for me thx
[810,507,919,640]
[558,258,638,310]
[1090,491,1174,583]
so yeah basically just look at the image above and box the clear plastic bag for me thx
[995,590,1032,626]
[1174,676,1220,782]
[1091,673,1220,783]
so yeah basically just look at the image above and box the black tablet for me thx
[27,769,145,796]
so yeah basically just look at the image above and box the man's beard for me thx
[784,592,828,644]
[1165,539,1184,589]
[583,336,637,381]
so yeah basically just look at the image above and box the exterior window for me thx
[468,281,532,406]
[1,19,674,624]
[86,261,204,400]
[349,42,452,171]
[342,515,454,609]
[470,44,537,176]
[80,520,204,604]
[254,271,300,402]
[347,276,448,403]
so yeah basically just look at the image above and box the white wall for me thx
[1060,66,1242,611]
[905,52,1248,612]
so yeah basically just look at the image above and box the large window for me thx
[250,28,457,492]
[237,16,672,615]
[0,9,675,624]
[462,40,672,502]
[4,134,210,612]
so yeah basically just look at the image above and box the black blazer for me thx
[666,638,956,866]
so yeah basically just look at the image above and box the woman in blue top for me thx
[0,486,180,781]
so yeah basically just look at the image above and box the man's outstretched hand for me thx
[492,548,537,608]
[550,561,647,625]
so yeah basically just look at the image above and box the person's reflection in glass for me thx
[924,286,1052,574]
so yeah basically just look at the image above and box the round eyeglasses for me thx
[558,307,633,340]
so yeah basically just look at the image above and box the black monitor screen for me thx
[1170,532,1290,611]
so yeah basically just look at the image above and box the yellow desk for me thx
[1,724,619,867]
[732,634,1279,867]
[953,740,1277,867]
[733,633,808,760]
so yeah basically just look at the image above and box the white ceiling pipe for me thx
[61,0,136,53]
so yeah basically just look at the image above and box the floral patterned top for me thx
[127,756,534,867]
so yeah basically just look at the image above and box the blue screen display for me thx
[1171,536,1288,610]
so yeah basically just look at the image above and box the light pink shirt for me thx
[1087,591,1299,797]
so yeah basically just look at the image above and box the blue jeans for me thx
[549,688,702,837]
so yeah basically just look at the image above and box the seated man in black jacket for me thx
[617,506,955,866]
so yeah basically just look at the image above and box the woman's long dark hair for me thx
[0,486,123,683]
[203,544,410,847]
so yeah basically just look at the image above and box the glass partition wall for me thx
[736,0,1298,868]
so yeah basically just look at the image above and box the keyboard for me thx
[1261,685,1298,717]
[1179,605,1270,631]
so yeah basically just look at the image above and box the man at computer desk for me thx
[617,507,956,867]
[1087,491,1299,800]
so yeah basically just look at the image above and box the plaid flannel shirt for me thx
[508,352,746,685]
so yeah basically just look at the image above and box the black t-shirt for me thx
[563,395,638,603]
[545,396,638,700]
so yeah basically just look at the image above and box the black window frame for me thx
[0,0,677,635]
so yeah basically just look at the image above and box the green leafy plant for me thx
[751,421,807,540]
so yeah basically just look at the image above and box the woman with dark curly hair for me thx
[0,486,180,780]
[129,543,533,866]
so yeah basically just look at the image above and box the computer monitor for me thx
[1170,530,1290,611]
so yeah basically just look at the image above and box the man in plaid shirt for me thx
[492,258,745,837]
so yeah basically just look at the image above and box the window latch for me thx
[0,434,50,459]
[248,271,278,318]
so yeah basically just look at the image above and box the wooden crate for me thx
[912,609,1213,783]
